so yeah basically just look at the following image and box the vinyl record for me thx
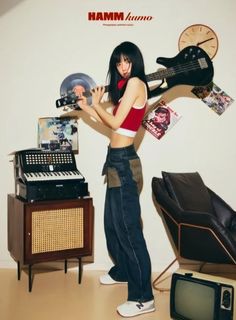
[60,73,96,105]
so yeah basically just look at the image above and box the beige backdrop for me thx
[1,0,236,272]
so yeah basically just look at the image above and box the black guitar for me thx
[55,46,214,109]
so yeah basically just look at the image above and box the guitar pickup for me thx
[198,58,208,69]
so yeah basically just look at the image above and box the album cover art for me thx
[142,100,181,140]
[38,117,78,152]
[192,82,234,115]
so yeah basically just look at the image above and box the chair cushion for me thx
[162,171,215,214]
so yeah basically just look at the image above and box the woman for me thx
[76,41,155,318]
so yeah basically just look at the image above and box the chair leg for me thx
[152,258,178,292]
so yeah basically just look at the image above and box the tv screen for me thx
[170,271,234,320]
[173,276,215,320]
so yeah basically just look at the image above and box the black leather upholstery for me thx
[152,172,236,265]
[162,171,215,214]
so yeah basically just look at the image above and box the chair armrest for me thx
[178,210,236,264]
[180,210,236,254]
[181,210,220,227]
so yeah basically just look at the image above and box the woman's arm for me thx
[77,95,104,123]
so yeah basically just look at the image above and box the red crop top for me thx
[113,101,146,137]
[112,78,147,137]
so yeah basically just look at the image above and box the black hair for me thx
[106,41,149,105]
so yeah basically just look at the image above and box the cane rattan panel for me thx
[31,208,84,254]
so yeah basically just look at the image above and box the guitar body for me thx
[149,46,214,98]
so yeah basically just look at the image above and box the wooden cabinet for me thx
[7,194,94,291]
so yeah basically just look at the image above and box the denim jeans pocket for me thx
[107,167,121,188]
[129,158,143,193]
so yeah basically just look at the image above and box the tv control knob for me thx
[222,290,231,309]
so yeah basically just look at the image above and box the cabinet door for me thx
[24,198,94,264]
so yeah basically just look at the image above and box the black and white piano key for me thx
[24,170,84,182]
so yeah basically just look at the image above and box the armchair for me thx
[151,171,236,289]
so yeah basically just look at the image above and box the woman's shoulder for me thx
[125,77,147,103]
[127,77,145,89]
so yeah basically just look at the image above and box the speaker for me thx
[31,207,84,254]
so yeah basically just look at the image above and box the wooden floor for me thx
[0,266,172,320]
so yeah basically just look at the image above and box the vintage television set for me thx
[170,269,235,320]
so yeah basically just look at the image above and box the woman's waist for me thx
[102,142,139,175]
[110,131,134,148]
[107,141,138,160]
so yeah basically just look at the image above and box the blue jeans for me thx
[102,144,154,302]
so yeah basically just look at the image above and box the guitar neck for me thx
[83,69,175,97]
[83,84,110,98]
[146,68,175,82]
[56,66,186,108]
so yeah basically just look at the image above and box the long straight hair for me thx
[107,41,149,105]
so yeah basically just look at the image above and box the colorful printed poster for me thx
[192,83,234,115]
[38,117,78,152]
[142,100,181,140]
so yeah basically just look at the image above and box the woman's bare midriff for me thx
[110,131,134,148]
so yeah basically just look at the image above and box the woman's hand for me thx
[73,85,89,111]
[91,86,105,106]
[77,95,89,111]
[72,85,105,123]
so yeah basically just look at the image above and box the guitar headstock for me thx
[56,91,81,110]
